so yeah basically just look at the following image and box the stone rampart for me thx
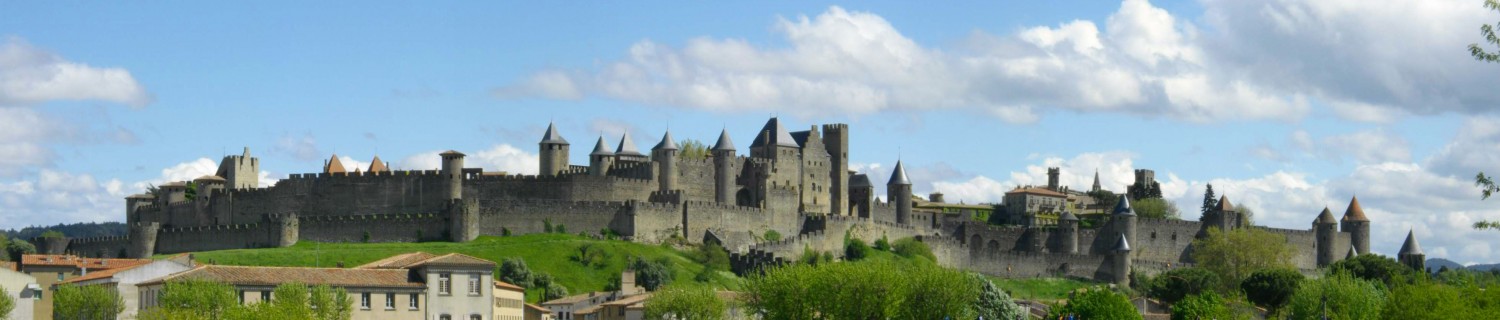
[475,199,633,237]
[298,213,447,243]
[67,236,129,258]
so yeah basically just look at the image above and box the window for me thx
[470,315,482,320]
[440,315,452,320]
[238,290,244,304]
[56,273,63,281]
[439,273,452,295]
[468,273,481,295]
[260,291,270,302]
[409,293,419,309]
[385,293,394,309]
[360,292,371,309]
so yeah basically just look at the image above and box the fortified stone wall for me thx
[297,213,447,243]
[924,236,1116,280]
[628,201,683,244]
[682,201,798,251]
[155,223,275,253]
[66,236,129,258]
[470,174,654,202]
[1133,218,1204,264]
[474,200,633,237]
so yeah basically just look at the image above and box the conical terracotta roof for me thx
[1342,196,1369,221]
[368,156,389,172]
[1217,195,1233,212]
[325,154,346,173]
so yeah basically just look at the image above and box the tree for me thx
[891,238,936,262]
[843,238,872,261]
[54,284,124,320]
[1472,172,1500,230]
[644,285,726,320]
[1048,288,1141,320]
[1326,253,1414,287]
[1146,267,1221,304]
[155,279,240,318]
[1127,181,1163,200]
[1241,267,1304,312]
[309,284,353,320]
[1382,278,1500,319]
[1471,0,1500,62]
[1191,227,1295,288]
[498,257,534,288]
[971,274,1024,320]
[1131,198,1180,220]
[0,287,13,320]
[1284,272,1385,320]
[631,256,675,291]
[1201,184,1218,215]
[677,139,710,160]
[744,260,979,319]
[1171,292,1241,320]
[5,239,34,262]
[695,243,730,271]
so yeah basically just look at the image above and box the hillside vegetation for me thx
[182,234,741,302]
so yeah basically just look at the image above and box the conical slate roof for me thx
[325,154,346,173]
[1060,211,1079,221]
[615,132,644,157]
[1315,207,1337,224]
[540,122,569,145]
[1112,195,1135,216]
[1091,170,1101,190]
[590,136,613,156]
[888,161,911,185]
[652,131,678,151]
[1346,246,1359,259]
[749,117,799,148]
[1217,195,1233,212]
[1114,234,1131,251]
[1399,230,1424,255]
[712,129,735,151]
[1343,196,1369,222]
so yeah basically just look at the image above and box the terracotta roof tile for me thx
[142,265,422,288]
[1342,196,1369,221]
[1005,187,1066,198]
[413,253,495,268]
[325,154,346,173]
[356,252,436,269]
[494,280,525,292]
[21,255,150,270]
[368,156,389,172]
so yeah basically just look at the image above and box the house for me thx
[494,280,526,320]
[60,255,195,319]
[138,252,497,320]
[19,254,152,320]
[0,266,39,320]
[595,293,651,320]
[541,271,645,320]
[524,304,554,320]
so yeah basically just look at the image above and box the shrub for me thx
[630,256,674,291]
[543,281,569,301]
[1171,292,1240,320]
[54,284,124,320]
[361,231,371,243]
[1146,267,1220,304]
[744,260,978,319]
[892,238,936,261]
[497,258,533,288]
[1241,267,1303,311]
[1048,288,1141,320]
[844,239,872,261]
[1327,253,1413,287]
[874,236,891,251]
[695,243,730,271]
[571,243,610,268]
[971,274,1024,320]
[543,219,553,233]
[764,230,781,242]
[1285,272,1385,320]
[645,285,726,320]
[501,227,511,236]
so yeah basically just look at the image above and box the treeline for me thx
[1,222,126,239]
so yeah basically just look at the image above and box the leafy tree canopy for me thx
[1191,227,1295,288]
[1048,288,1141,320]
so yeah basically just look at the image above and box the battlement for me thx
[821,123,848,131]
[480,199,634,209]
[630,200,680,211]
[70,235,128,244]
[1254,226,1315,237]
[298,212,443,223]
[160,223,261,233]
[1138,217,1204,227]
[684,201,764,213]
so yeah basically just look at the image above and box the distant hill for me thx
[1470,263,1500,272]
[1,222,127,240]
[1428,258,1465,272]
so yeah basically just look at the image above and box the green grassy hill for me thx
[180,233,740,302]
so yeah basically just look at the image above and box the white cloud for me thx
[1317,130,1411,164]
[1427,116,1500,177]
[499,0,1498,123]
[399,144,540,175]
[272,132,321,162]
[0,37,150,107]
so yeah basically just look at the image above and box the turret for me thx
[589,136,614,176]
[1314,207,1339,267]
[850,174,874,218]
[1112,195,1136,257]
[193,175,226,200]
[1340,196,1371,256]
[712,129,736,204]
[125,193,155,223]
[1209,195,1239,232]
[1047,167,1060,191]
[538,122,570,176]
[215,147,259,189]
[614,131,647,163]
[324,154,347,175]
[128,221,160,258]
[652,131,679,192]
[1057,211,1079,254]
[158,182,188,204]
[888,161,913,225]
[368,156,389,173]
[1398,230,1425,272]
[440,150,465,200]
[1112,234,1132,287]
[1346,246,1359,260]
[822,124,850,216]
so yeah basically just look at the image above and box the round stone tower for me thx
[1057,211,1079,254]
[589,136,614,176]
[193,175,226,200]
[128,221,160,258]
[1397,229,1425,272]
[1111,195,1137,257]
[1112,233,1132,287]
[712,129,736,204]
[1313,207,1339,267]
[538,122,570,176]
[887,161,913,225]
[1340,196,1371,256]
[652,131,679,192]
[440,150,466,200]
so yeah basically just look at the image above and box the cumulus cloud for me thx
[0,37,150,107]
[399,144,540,175]
[498,0,1497,123]
[272,132,322,162]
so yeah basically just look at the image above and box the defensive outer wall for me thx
[57,118,1371,285]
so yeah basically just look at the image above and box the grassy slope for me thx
[183,234,740,302]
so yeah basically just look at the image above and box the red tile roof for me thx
[494,280,525,292]
[141,265,422,288]
[1005,187,1066,198]
[21,255,151,270]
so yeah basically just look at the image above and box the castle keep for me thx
[59,118,1379,284]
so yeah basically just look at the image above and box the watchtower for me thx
[440,150,465,200]
[1313,207,1339,267]
[652,131,679,192]
[888,161,913,225]
[822,124,850,215]
[538,122,570,176]
[712,129,736,204]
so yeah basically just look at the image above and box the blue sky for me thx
[2,0,1498,264]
